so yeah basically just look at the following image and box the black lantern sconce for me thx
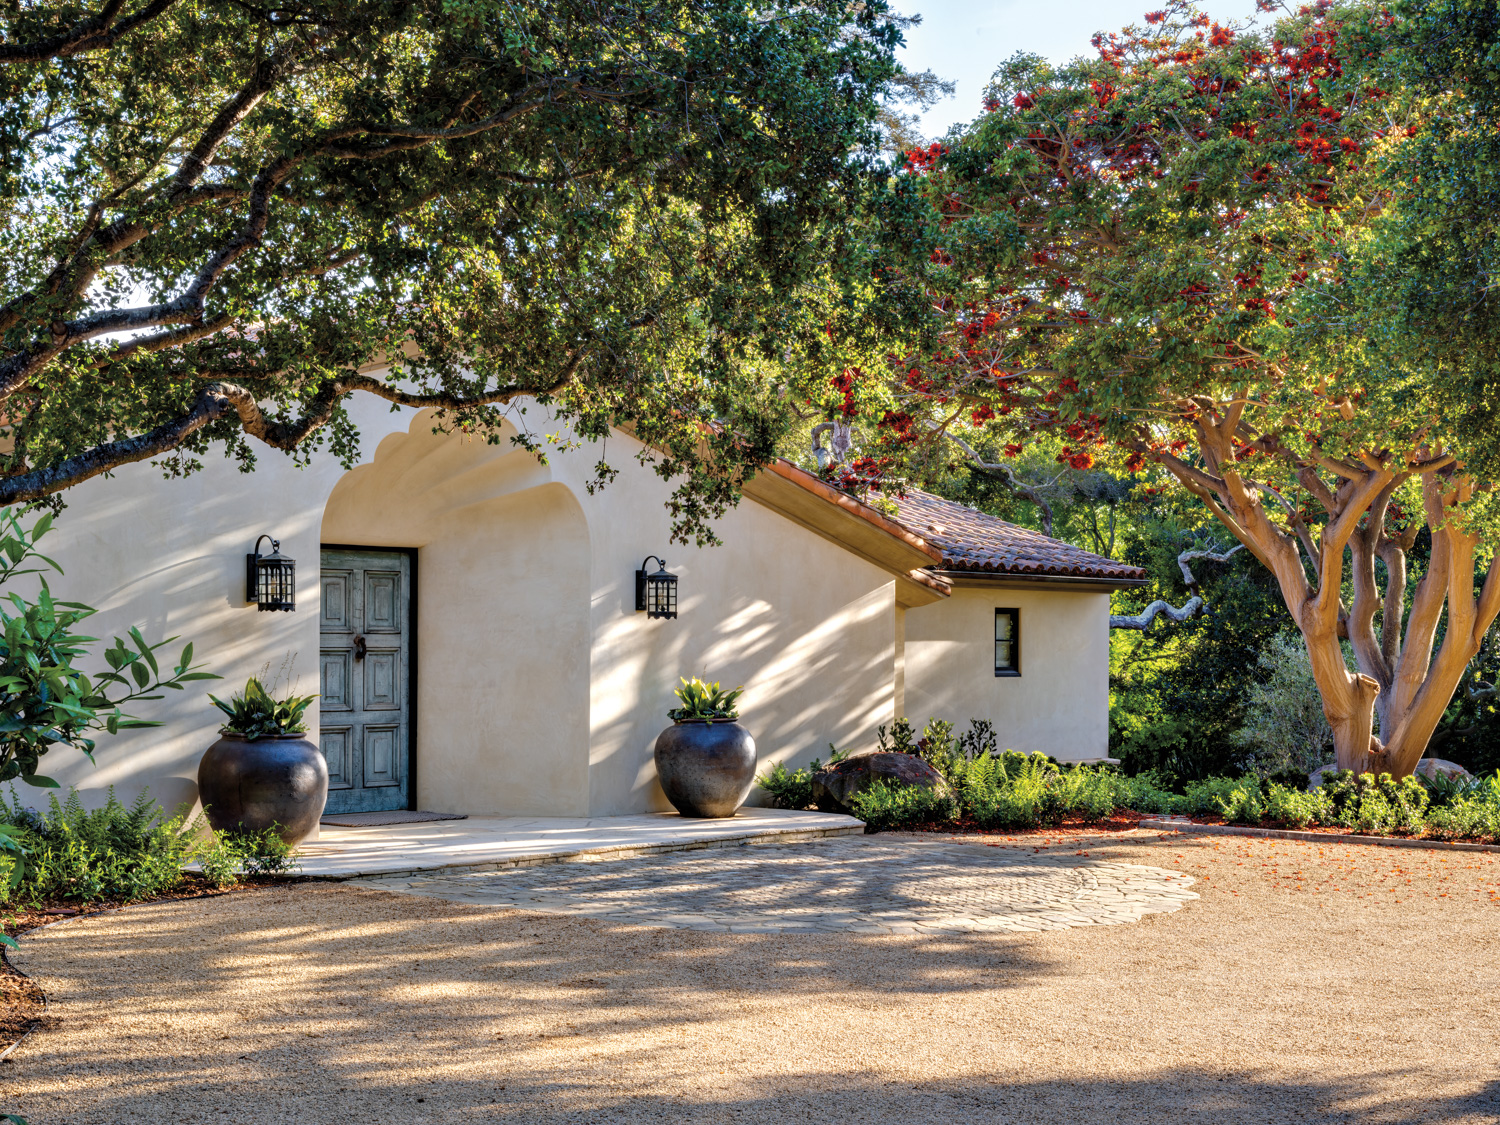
[635,556,678,620]
[246,535,296,612]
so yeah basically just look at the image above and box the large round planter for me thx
[653,720,757,818]
[197,733,329,846]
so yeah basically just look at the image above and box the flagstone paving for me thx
[357,835,1198,933]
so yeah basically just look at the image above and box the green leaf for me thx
[129,627,159,675]
[21,775,59,789]
[130,661,150,689]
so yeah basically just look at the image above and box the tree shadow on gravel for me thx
[6,882,1492,1125]
[9,1063,1498,1124]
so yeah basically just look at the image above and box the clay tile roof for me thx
[889,489,1148,582]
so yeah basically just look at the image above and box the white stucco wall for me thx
[579,433,898,813]
[8,390,902,817]
[902,584,1111,761]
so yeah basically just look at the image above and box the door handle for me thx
[353,635,366,662]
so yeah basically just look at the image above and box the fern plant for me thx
[210,677,316,740]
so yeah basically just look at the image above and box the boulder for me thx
[1413,758,1474,784]
[1308,757,1474,791]
[811,751,947,816]
[1307,764,1339,791]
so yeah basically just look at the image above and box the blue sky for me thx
[895,0,1266,138]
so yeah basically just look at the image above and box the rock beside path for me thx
[1412,758,1474,784]
[812,752,947,816]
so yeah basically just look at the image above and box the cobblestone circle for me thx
[359,837,1198,934]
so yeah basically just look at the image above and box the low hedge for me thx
[756,719,1500,842]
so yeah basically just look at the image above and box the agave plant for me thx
[667,677,743,723]
[209,678,317,740]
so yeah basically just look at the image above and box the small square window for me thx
[995,608,1020,677]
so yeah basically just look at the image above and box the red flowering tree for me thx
[864,0,1500,777]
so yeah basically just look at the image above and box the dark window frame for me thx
[994,607,1021,677]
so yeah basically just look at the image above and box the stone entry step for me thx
[293,808,865,880]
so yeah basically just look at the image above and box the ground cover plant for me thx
[762,716,1500,842]
[0,786,300,908]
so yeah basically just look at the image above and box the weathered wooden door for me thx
[319,549,413,814]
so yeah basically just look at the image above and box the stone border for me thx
[312,824,864,882]
[1140,817,1500,854]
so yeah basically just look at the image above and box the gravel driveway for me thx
[3,830,1497,1124]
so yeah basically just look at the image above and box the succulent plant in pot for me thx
[666,678,744,724]
[654,677,756,818]
[209,678,316,740]
[199,676,327,845]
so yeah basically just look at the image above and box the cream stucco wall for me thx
[903,583,1111,761]
[9,389,906,817]
[12,376,1113,816]
[579,437,898,813]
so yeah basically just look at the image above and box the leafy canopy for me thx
[0,0,905,543]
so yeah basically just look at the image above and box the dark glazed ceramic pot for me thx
[653,720,757,818]
[198,733,329,845]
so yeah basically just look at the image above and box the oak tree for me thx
[0,0,902,543]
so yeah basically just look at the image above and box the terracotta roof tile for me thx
[890,490,1147,582]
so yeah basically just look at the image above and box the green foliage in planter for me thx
[1108,771,1180,815]
[1416,768,1493,807]
[0,508,216,793]
[802,710,1500,842]
[666,677,742,723]
[210,678,317,740]
[1320,771,1430,835]
[1424,794,1500,842]
[1178,776,1253,817]
[875,718,917,755]
[1262,784,1333,829]
[0,788,304,903]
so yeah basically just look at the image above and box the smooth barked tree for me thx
[865,0,1500,776]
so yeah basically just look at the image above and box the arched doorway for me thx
[319,412,592,816]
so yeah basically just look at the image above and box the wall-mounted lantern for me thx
[246,534,296,612]
[635,556,678,620]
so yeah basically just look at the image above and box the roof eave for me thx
[935,568,1150,592]
[742,460,945,579]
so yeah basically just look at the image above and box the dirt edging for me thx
[1139,817,1500,853]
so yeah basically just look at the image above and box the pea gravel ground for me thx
[4,829,1499,1125]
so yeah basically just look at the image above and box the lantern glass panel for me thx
[648,572,677,619]
[253,552,296,611]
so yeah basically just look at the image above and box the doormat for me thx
[320,811,469,827]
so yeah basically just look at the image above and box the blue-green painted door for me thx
[319,549,412,814]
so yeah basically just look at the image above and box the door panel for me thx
[365,651,400,710]
[320,572,351,630]
[364,726,400,786]
[319,549,413,814]
[321,726,353,790]
[320,651,353,711]
[365,572,401,632]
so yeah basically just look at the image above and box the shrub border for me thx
[1140,817,1500,854]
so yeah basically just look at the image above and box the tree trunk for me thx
[1156,407,1500,778]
